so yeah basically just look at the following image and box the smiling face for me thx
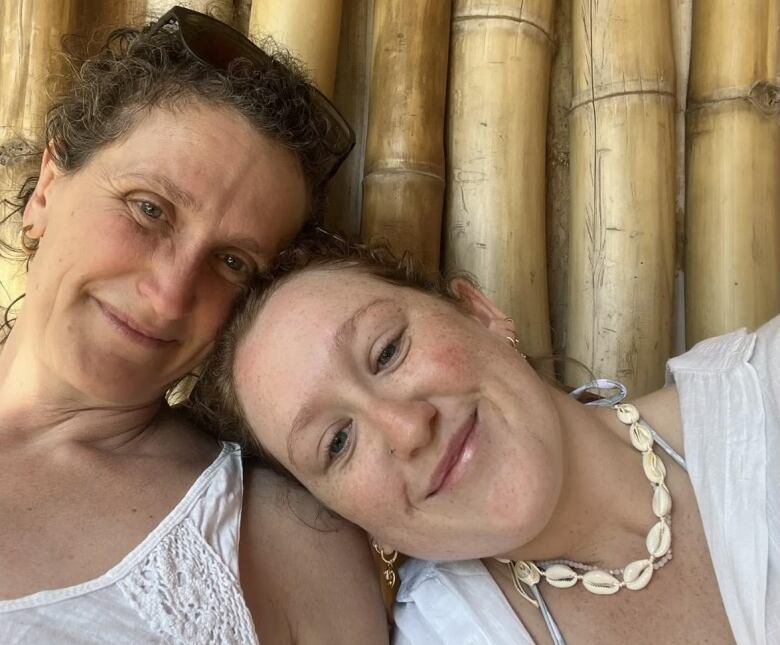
[234,268,565,560]
[21,102,307,405]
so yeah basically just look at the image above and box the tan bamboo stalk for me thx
[146,0,234,23]
[235,0,254,35]
[0,0,78,310]
[325,0,372,237]
[546,0,573,356]
[566,1,676,395]
[249,0,343,96]
[75,1,143,40]
[445,0,554,357]
[80,0,235,32]
[0,0,77,147]
[685,1,780,347]
[360,0,450,271]
[670,0,692,355]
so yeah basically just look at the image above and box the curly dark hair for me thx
[1,19,338,256]
[0,18,344,338]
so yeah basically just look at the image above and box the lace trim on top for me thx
[118,518,258,645]
[0,443,238,611]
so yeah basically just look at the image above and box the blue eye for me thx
[137,200,163,220]
[328,425,352,460]
[377,341,398,369]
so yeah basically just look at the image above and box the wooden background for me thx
[1,0,778,397]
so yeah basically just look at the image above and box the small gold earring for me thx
[21,224,39,254]
[372,540,399,589]
[505,335,528,360]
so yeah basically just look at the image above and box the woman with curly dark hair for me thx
[0,7,385,644]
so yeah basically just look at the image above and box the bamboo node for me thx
[748,81,780,116]
[688,81,780,117]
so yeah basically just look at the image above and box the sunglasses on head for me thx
[150,5,355,187]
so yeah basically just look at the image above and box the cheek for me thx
[313,466,398,535]
[421,322,476,380]
[192,281,242,337]
[428,342,469,374]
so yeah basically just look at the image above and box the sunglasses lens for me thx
[177,12,259,70]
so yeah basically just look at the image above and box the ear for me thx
[22,145,61,240]
[448,277,516,338]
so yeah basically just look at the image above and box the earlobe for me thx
[22,145,61,240]
[448,277,515,338]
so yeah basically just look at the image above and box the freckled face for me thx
[22,103,307,405]
[234,269,565,560]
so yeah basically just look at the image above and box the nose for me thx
[138,252,199,322]
[369,397,436,460]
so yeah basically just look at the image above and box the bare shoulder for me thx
[634,385,684,458]
[239,466,389,645]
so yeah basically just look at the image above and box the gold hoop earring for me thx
[372,540,399,589]
[505,335,528,360]
[21,225,39,254]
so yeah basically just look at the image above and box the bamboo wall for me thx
[2,0,779,397]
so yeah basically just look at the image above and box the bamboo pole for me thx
[360,0,450,271]
[0,0,77,146]
[146,0,234,23]
[80,0,235,32]
[546,0,573,356]
[249,0,343,96]
[685,1,780,347]
[235,0,254,35]
[670,0,692,355]
[0,0,78,311]
[566,1,676,395]
[445,0,555,357]
[326,0,372,237]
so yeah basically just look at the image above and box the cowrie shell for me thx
[582,570,621,595]
[512,560,541,585]
[615,403,640,424]
[544,564,578,589]
[630,423,654,452]
[642,451,667,484]
[652,484,672,517]
[646,520,672,557]
[623,559,654,591]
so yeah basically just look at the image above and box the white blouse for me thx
[393,315,780,645]
[0,443,259,644]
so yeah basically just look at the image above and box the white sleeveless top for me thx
[393,315,780,645]
[0,443,259,644]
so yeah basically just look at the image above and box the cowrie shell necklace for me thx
[496,403,674,606]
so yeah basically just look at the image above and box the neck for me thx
[0,321,163,450]
[503,387,656,568]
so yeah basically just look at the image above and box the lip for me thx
[426,410,478,498]
[96,299,177,347]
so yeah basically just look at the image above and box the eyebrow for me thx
[285,297,394,468]
[225,237,262,256]
[119,172,200,211]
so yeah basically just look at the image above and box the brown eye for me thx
[221,254,246,273]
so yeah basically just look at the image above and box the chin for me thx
[64,352,170,407]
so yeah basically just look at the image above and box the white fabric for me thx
[393,316,780,645]
[0,443,259,645]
